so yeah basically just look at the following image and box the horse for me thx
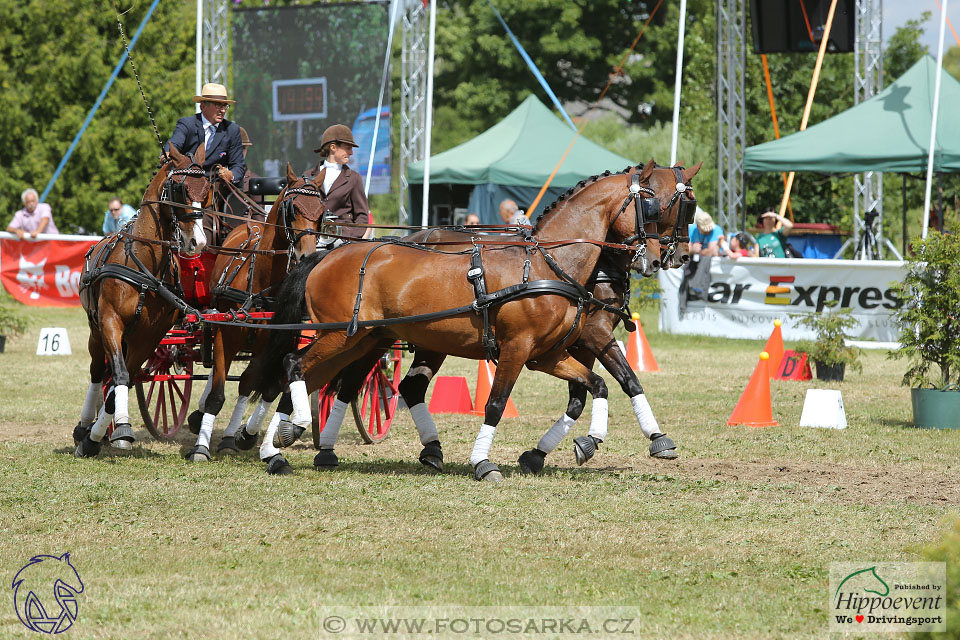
[247,160,701,479]
[181,164,329,462]
[263,161,695,474]
[73,145,213,457]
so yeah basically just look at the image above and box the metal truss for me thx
[202,0,229,87]
[716,0,746,234]
[399,0,427,227]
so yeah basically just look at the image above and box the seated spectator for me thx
[688,209,723,257]
[464,213,481,226]
[102,197,137,234]
[755,211,794,258]
[498,199,531,226]
[7,189,58,239]
[720,231,756,260]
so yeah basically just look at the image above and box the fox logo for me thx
[16,254,47,300]
[11,553,84,634]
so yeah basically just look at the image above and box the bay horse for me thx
[267,161,695,475]
[249,161,700,479]
[181,164,329,462]
[74,145,213,457]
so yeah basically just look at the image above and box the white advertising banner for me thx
[658,258,906,342]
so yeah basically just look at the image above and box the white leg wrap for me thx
[470,424,497,467]
[223,395,249,437]
[288,380,311,427]
[198,413,216,449]
[317,400,348,449]
[90,406,112,442]
[80,382,101,423]
[408,403,439,445]
[244,398,271,435]
[630,394,662,439]
[587,397,609,442]
[113,385,130,425]
[199,372,214,409]
[537,413,577,454]
[259,412,284,460]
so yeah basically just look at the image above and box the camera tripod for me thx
[855,212,880,260]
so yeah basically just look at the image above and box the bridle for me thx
[159,153,210,252]
[278,175,327,252]
[659,166,698,266]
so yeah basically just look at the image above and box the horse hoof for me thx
[235,427,258,451]
[573,435,600,466]
[650,433,678,459]
[72,422,91,447]
[265,454,293,475]
[109,423,136,450]
[185,444,211,462]
[473,460,503,483]
[216,436,239,455]
[418,441,443,472]
[517,449,546,475]
[313,448,339,469]
[187,410,203,435]
[274,420,306,448]
[74,435,102,458]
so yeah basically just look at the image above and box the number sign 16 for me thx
[36,328,72,356]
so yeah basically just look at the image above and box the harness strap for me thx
[467,245,499,361]
[346,242,392,336]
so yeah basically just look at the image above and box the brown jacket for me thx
[305,163,370,239]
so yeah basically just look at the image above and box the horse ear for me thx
[682,162,703,183]
[167,145,182,163]
[638,158,656,181]
[194,141,206,165]
[286,162,298,183]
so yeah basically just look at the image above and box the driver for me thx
[305,124,370,241]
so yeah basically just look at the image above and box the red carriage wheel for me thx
[135,344,193,439]
[311,384,341,449]
[352,346,402,443]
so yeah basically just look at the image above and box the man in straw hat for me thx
[305,124,370,239]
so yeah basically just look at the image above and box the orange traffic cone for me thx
[472,360,519,418]
[626,312,660,372]
[763,319,785,378]
[727,352,778,427]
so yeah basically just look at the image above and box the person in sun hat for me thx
[166,82,246,186]
[304,124,370,239]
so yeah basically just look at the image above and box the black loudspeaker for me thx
[248,177,287,196]
[750,0,855,54]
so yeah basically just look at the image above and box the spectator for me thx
[688,209,723,257]
[755,211,794,258]
[7,189,58,239]
[102,197,137,235]
[464,213,481,226]
[499,199,531,226]
[720,231,756,260]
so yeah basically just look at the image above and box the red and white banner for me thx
[0,233,100,307]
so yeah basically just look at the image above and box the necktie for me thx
[205,124,215,150]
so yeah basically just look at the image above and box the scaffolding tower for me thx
[716,0,746,234]
[399,0,428,227]
[202,0,229,87]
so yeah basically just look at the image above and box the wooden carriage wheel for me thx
[135,344,193,439]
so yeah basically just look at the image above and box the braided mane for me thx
[532,163,645,232]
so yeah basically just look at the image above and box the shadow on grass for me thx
[53,444,168,460]
[877,417,916,429]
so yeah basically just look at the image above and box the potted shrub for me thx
[0,302,28,353]
[792,304,863,382]
[889,231,960,429]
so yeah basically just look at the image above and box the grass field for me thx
[1,303,958,639]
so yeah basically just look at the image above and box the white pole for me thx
[669,0,688,166]
[421,0,437,227]
[195,0,203,114]
[366,0,400,196]
[923,0,949,239]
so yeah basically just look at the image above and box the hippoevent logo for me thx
[11,553,84,634]
[762,275,901,312]
[829,562,945,633]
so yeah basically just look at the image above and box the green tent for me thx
[408,95,635,223]
[743,56,960,173]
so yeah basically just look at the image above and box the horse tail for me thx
[256,252,325,397]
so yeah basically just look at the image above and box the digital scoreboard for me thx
[272,78,328,121]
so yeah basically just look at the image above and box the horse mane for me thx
[532,163,645,233]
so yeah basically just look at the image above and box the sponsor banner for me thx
[658,258,905,342]
[1,234,99,307]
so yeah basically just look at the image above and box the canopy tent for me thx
[744,56,960,174]
[408,95,635,223]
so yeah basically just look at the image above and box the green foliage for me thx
[890,231,960,388]
[913,517,960,640]
[792,304,863,372]
[630,273,661,311]
[0,291,28,338]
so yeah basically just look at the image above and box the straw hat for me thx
[694,208,715,233]
[193,83,235,104]
[313,124,358,153]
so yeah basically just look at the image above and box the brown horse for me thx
[272,162,694,474]
[182,164,329,462]
[250,161,700,479]
[74,145,214,457]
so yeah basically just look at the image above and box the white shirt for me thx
[322,160,342,194]
[200,114,217,149]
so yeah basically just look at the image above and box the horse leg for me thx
[234,362,272,451]
[185,328,234,462]
[188,372,214,434]
[259,392,294,475]
[397,349,447,471]
[469,350,530,484]
[74,333,107,446]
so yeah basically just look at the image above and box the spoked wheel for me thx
[136,345,194,439]
[352,347,402,443]
[311,385,341,449]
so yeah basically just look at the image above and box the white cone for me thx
[799,389,846,429]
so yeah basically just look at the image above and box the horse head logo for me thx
[16,254,47,300]
[11,553,84,634]
[835,566,890,600]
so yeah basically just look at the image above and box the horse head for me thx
[642,158,701,270]
[163,145,213,256]
[12,552,84,634]
[279,162,328,260]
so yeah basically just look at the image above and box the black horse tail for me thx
[255,252,326,399]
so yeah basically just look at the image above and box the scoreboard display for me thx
[272,78,328,121]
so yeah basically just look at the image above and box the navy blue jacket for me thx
[166,114,246,184]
